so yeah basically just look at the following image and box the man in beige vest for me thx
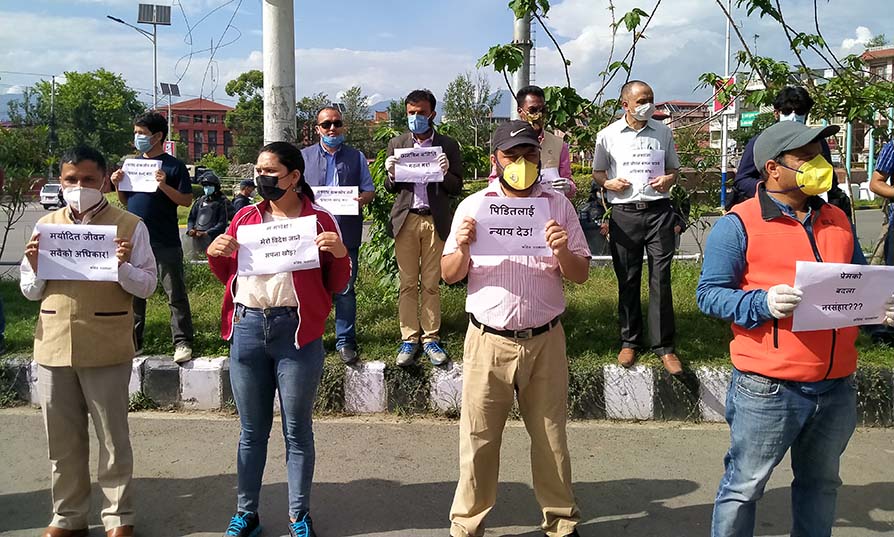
[488,85,577,199]
[21,146,157,537]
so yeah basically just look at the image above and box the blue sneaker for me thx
[223,511,261,537]
[396,341,419,366]
[423,341,449,366]
[288,513,316,537]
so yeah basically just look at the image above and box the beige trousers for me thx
[38,362,135,531]
[394,212,445,343]
[449,321,580,537]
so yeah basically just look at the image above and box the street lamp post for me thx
[107,4,170,110]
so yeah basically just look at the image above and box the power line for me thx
[201,0,244,99]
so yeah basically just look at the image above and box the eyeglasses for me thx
[318,120,344,129]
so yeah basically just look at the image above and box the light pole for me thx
[107,4,170,110]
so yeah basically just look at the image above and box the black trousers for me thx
[608,201,676,355]
[133,245,194,349]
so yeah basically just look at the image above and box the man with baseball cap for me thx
[442,120,590,537]
[697,121,894,536]
[232,178,256,213]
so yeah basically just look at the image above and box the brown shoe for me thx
[617,348,636,368]
[661,353,684,375]
[42,528,89,537]
[106,526,134,537]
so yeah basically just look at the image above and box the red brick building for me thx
[156,98,234,162]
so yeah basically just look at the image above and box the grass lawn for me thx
[2,262,891,369]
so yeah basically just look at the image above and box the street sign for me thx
[164,140,175,156]
[740,111,759,128]
[713,77,737,116]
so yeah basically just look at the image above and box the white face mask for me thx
[630,102,656,121]
[779,111,807,124]
[63,186,104,214]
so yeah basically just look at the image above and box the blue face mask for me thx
[134,133,154,152]
[322,134,345,148]
[203,185,215,196]
[407,113,431,134]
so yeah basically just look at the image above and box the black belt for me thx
[613,198,671,211]
[469,314,560,340]
[408,208,431,216]
[235,304,297,317]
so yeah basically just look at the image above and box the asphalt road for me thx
[1,410,892,537]
[0,202,887,270]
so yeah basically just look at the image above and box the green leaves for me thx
[477,44,525,74]
[508,0,551,18]
[612,7,649,32]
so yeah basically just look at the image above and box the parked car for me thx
[40,183,65,210]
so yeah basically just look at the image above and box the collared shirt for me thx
[318,142,375,191]
[412,133,434,210]
[123,152,193,248]
[592,117,681,204]
[876,141,894,178]
[20,205,158,301]
[443,181,591,330]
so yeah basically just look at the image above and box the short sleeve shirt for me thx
[124,153,193,248]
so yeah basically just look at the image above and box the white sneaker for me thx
[173,343,193,364]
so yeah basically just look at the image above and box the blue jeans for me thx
[333,247,359,350]
[712,368,857,537]
[229,305,325,518]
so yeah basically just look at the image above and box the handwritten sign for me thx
[236,216,320,276]
[394,146,444,183]
[470,198,550,256]
[311,186,359,216]
[119,159,161,193]
[792,261,894,332]
[36,223,118,282]
[611,149,665,203]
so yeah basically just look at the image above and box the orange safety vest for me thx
[729,195,858,382]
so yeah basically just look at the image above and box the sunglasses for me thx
[318,120,344,129]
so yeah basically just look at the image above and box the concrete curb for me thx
[2,357,893,425]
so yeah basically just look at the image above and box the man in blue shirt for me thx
[111,112,195,363]
[300,106,375,365]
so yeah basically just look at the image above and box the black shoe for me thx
[338,346,359,365]
[288,512,316,537]
[223,511,261,537]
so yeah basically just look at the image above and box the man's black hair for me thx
[134,111,168,140]
[60,145,107,175]
[516,85,545,105]
[315,105,342,122]
[405,89,436,111]
[773,86,814,116]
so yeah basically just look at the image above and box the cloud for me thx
[840,26,874,52]
[5,85,25,94]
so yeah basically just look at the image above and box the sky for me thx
[0,0,891,110]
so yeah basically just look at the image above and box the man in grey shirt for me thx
[592,80,683,375]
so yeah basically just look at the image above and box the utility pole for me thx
[719,0,731,209]
[262,0,296,143]
[47,75,57,182]
[510,13,532,120]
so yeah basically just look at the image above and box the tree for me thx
[296,92,331,146]
[7,87,42,126]
[224,70,264,164]
[0,126,49,259]
[195,152,230,178]
[31,69,145,167]
[386,99,407,131]
[441,71,502,151]
[867,34,889,48]
[340,86,375,154]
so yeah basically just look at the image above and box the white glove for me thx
[767,284,803,319]
[884,294,894,327]
[437,153,450,174]
[550,177,572,193]
[385,155,398,177]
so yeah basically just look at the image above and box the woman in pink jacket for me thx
[207,141,351,537]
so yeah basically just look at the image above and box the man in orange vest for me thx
[697,121,894,537]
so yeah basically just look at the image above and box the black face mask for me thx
[255,175,288,201]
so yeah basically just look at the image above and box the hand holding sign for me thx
[394,147,445,183]
[24,233,40,272]
[315,231,347,258]
[208,234,240,258]
[545,219,569,255]
[455,217,477,251]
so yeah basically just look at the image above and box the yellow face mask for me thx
[776,154,834,196]
[501,156,540,191]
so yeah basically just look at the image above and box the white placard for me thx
[470,198,551,256]
[792,261,894,332]
[36,223,118,282]
[311,186,359,216]
[613,148,665,202]
[236,216,320,276]
[119,158,161,193]
[394,146,444,183]
[539,167,561,191]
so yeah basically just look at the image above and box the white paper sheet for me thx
[36,223,118,282]
[394,146,444,183]
[118,158,162,193]
[792,261,894,332]
[311,186,359,216]
[470,197,551,256]
[236,216,320,276]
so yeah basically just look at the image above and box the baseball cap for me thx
[753,121,839,173]
[239,178,255,189]
[491,120,540,153]
[199,170,220,185]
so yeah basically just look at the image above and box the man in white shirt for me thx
[21,145,157,537]
[592,80,683,374]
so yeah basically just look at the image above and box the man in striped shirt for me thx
[442,120,591,537]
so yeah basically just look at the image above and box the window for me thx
[178,114,190,123]
[224,131,233,157]
[208,130,218,155]
[194,130,204,159]
[207,114,218,124]
[193,114,203,123]
[178,130,188,144]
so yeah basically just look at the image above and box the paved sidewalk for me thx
[0,409,892,536]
